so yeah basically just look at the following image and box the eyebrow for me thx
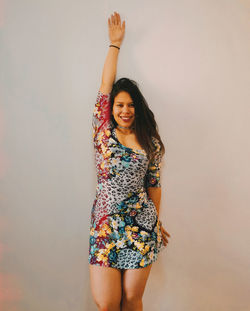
[115,101,134,104]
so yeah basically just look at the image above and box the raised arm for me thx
[99,12,125,95]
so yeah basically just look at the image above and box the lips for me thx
[120,116,133,122]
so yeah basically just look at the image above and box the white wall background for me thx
[0,0,250,310]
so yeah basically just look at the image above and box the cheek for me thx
[112,108,120,121]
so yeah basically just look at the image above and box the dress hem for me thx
[88,251,163,270]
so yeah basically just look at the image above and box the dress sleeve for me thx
[145,137,163,188]
[92,90,112,141]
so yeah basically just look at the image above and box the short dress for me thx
[88,90,166,269]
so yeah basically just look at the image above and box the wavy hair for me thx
[110,78,165,161]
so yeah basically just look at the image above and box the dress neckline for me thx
[113,127,147,155]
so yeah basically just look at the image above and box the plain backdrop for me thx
[0,0,250,310]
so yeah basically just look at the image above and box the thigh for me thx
[122,264,152,299]
[89,264,122,305]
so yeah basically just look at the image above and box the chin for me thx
[120,123,133,127]
[118,120,134,127]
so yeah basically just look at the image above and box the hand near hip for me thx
[160,223,171,246]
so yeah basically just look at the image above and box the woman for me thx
[89,12,171,311]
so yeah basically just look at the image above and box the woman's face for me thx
[112,91,135,128]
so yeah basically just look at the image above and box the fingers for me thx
[162,233,168,246]
[160,224,171,237]
[117,12,121,24]
[160,225,171,246]
[163,228,171,237]
[111,12,116,25]
[109,11,122,27]
[113,12,119,25]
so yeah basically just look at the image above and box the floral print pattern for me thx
[88,91,165,269]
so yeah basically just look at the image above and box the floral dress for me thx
[88,90,165,269]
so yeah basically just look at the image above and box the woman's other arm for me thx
[145,139,163,217]
[147,187,161,217]
[100,12,125,95]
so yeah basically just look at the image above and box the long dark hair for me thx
[110,78,165,161]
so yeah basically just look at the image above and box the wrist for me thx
[110,41,121,48]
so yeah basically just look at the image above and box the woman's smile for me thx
[120,115,133,122]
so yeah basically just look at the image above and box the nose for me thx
[122,105,130,113]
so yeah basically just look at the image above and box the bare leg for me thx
[89,264,122,311]
[121,264,152,311]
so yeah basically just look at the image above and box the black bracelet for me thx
[109,44,120,50]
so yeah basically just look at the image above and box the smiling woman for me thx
[88,11,171,311]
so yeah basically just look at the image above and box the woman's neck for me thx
[116,125,134,135]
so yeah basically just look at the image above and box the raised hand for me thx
[108,11,125,47]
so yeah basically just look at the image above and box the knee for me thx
[94,299,121,311]
[122,292,143,308]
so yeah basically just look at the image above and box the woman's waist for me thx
[96,181,146,194]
